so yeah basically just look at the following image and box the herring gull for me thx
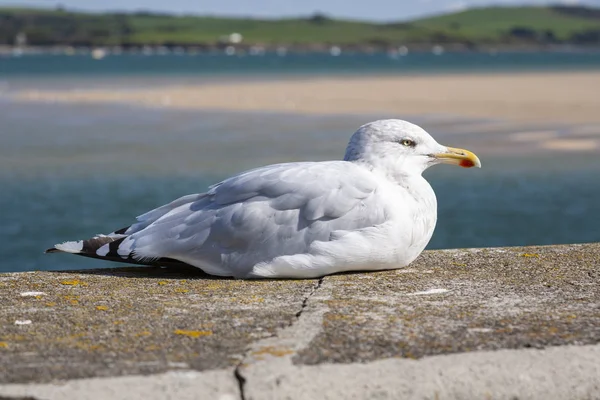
[46,119,481,279]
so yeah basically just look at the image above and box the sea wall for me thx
[1,243,599,399]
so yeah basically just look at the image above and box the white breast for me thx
[378,173,438,266]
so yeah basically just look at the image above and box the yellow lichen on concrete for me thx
[325,313,351,321]
[66,333,87,340]
[203,282,226,290]
[96,305,109,311]
[0,341,7,348]
[2,334,26,342]
[521,253,540,258]
[74,341,103,352]
[233,295,265,304]
[252,346,294,357]
[60,279,86,286]
[173,329,213,338]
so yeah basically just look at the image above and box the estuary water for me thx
[0,52,599,272]
[1,100,599,273]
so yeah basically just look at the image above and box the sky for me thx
[2,0,600,21]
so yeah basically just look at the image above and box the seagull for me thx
[46,119,480,279]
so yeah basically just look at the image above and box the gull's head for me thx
[344,119,481,175]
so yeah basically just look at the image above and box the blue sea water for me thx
[3,51,600,79]
[0,52,599,273]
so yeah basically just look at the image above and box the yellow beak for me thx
[434,146,481,168]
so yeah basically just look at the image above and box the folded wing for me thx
[101,161,388,276]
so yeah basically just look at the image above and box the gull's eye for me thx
[399,139,415,147]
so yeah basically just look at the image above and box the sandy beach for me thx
[12,71,600,125]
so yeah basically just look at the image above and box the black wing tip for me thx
[45,247,59,254]
[114,226,129,235]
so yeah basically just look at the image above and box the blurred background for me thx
[1,0,599,272]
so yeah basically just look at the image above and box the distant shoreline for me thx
[2,44,600,58]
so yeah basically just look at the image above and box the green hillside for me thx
[415,6,600,42]
[0,5,599,47]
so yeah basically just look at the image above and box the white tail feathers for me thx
[52,240,84,254]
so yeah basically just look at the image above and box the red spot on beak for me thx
[459,159,475,168]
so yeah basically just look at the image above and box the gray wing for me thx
[116,161,387,276]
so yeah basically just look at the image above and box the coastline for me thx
[3,43,600,56]
[11,70,600,124]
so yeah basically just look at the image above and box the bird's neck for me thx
[392,171,435,205]
[352,159,427,188]
[401,174,437,209]
[353,158,436,208]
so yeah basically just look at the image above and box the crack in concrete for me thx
[295,278,324,319]
[233,277,324,400]
[233,365,247,400]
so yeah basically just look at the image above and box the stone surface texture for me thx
[1,243,599,399]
